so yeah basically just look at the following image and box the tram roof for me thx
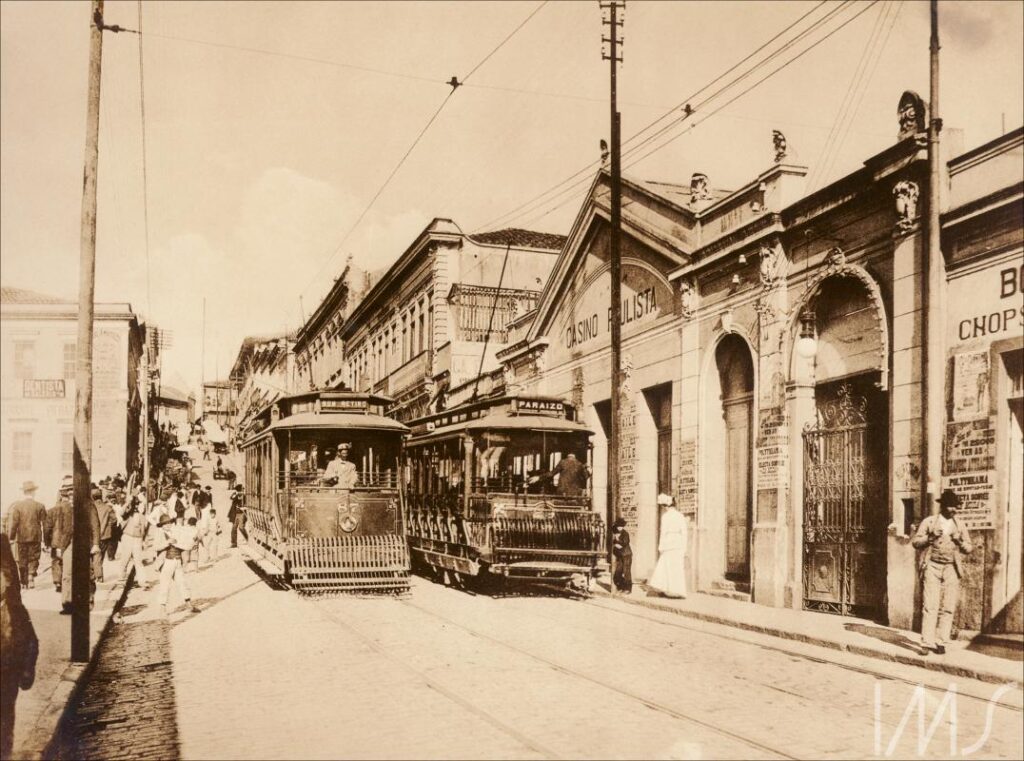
[409,414,592,444]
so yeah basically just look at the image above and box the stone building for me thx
[201,380,236,429]
[295,219,565,422]
[497,99,1022,636]
[230,333,295,440]
[0,286,144,508]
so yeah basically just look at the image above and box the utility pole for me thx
[142,332,150,502]
[71,0,105,662]
[201,296,206,420]
[601,0,624,542]
[923,0,944,516]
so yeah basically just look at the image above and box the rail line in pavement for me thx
[393,597,799,760]
[580,596,1024,711]
[307,599,561,760]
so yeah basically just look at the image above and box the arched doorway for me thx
[715,334,755,585]
[798,275,888,619]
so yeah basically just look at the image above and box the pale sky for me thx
[2,0,1022,394]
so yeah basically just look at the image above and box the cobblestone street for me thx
[53,548,1023,761]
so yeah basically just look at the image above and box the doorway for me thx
[715,335,754,584]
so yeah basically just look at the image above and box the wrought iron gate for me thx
[802,383,885,618]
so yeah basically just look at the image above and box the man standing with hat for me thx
[5,481,47,589]
[322,442,358,488]
[45,477,73,592]
[912,489,974,655]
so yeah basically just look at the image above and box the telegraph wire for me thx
[470,0,834,235]
[137,0,153,317]
[292,0,552,310]
[811,1,901,190]
[463,1,548,83]
[513,0,881,231]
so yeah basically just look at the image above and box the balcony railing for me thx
[449,285,540,343]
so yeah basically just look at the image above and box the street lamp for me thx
[796,309,818,359]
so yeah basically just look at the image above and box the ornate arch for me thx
[787,258,890,390]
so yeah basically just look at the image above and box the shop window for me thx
[12,431,32,471]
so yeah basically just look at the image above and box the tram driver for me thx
[321,442,359,489]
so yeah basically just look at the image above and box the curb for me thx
[20,570,135,761]
[592,587,1023,689]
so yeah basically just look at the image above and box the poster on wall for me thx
[942,418,997,529]
[952,350,990,422]
[677,439,697,515]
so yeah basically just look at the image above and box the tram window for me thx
[285,432,401,488]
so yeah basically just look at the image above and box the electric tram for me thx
[239,391,411,592]
[403,394,606,591]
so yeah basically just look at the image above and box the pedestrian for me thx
[912,489,974,655]
[92,488,116,583]
[154,514,200,616]
[1,532,39,761]
[611,517,633,594]
[5,481,47,590]
[198,500,219,565]
[552,452,590,497]
[51,489,100,614]
[648,494,687,599]
[115,498,149,588]
[225,468,237,490]
[202,443,211,462]
[45,478,73,593]
[228,485,247,548]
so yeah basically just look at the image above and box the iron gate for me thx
[802,383,885,618]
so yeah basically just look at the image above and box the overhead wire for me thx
[292,0,551,311]
[138,0,153,317]
[507,0,874,231]
[469,0,835,235]
[513,0,882,231]
[811,1,902,190]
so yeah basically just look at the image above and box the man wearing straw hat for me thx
[6,481,47,589]
[912,488,974,655]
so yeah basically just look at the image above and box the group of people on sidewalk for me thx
[610,493,688,599]
[608,488,974,658]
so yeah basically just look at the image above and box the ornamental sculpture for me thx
[772,130,787,163]
[893,180,920,230]
[897,91,926,140]
[758,241,787,288]
[678,277,697,319]
[689,172,712,205]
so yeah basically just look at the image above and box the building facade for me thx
[498,101,1022,636]
[154,385,195,431]
[201,380,236,430]
[0,287,144,508]
[295,219,564,422]
[230,333,294,440]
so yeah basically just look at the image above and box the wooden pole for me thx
[72,0,105,662]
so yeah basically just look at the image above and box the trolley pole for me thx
[601,1,624,543]
[71,0,105,662]
[923,0,944,517]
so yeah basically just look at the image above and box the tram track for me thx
[394,596,800,760]
[581,596,1024,711]
[307,598,561,760]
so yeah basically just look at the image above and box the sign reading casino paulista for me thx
[564,284,661,349]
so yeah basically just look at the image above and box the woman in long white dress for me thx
[648,493,687,598]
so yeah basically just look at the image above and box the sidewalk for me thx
[593,575,1024,689]
[9,555,132,761]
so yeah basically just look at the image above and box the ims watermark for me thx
[874,681,1018,757]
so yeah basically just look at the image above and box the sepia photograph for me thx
[1,1,1022,759]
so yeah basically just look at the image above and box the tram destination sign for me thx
[515,399,565,417]
[322,398,368,412]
